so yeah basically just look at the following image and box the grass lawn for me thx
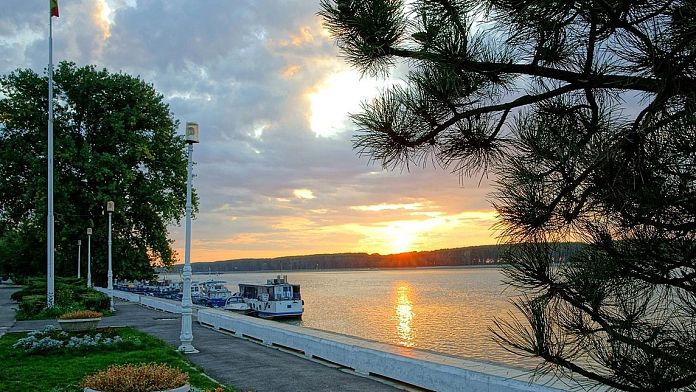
[0,327,234,392]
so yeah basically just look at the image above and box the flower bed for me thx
[12,325,135,354]
[58,310,103,332]
[81,363,189,392]
[60,310,103,319]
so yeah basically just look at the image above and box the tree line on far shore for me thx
[166,243,582,273]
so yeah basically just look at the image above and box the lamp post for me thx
[77,240,81,278]
[87,228,92,288]
[107,201,114,312]
[179,121,199,354]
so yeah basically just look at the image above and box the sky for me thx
[1,0,499,262]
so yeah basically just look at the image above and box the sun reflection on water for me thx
[395,285,415,347]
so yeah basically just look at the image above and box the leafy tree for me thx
[320,0,696,390]
[0,62,194,284]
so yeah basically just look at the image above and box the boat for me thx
[238,275,303,319]
[224,293,250,312]
[201,279,232,307]
[190,281,207,305]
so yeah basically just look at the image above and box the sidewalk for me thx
[0,286,20,337]
[11,299,400,392]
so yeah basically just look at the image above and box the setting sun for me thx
[306,70,395,137]
[382,218,448,254]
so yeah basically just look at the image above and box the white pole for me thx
[107,207,114,311]
[46,2,55,308]
[77,240,81,278]
[87,228,92,288]
[179,142,197,353]
[179,122,199,354]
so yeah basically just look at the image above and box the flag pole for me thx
[47,1,55,308]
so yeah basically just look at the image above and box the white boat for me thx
[224,293,250,312]
[202,279,232,307]
[239,275,303,319]
[190,281,203,302]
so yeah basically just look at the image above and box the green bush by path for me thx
[0,327,234,392]
[12,277,111,320]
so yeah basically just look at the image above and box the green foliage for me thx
[17,295,45,316]
[14,277,111,320]
[0,328,233,391]
[0,62,196,283]
[82,293,110,312]
[321,0,696,390]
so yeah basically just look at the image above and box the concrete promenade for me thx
[0,286,20,337]
[9,299,400,392]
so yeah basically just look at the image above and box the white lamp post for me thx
[77,240,81,278]
[179,121,199,354]
[107,201,115,311]
[87,228,92,287]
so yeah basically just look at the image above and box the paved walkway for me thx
[11,299,400,392]
[0,286,20,337]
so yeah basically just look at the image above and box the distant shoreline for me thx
[163,244,581,275]
[161,263,507,277]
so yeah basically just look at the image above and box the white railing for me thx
[95,288,179,313]
[140,295,181,313]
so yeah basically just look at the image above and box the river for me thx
[169,267,541,368]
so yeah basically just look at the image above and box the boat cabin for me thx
[239,275,301,302]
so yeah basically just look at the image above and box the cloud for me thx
[1,0,498,262]
[293,189,316,200]
[350,203,426,212]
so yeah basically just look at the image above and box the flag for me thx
[50,0,59,17]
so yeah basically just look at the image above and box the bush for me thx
[18,295,45,316]
[81,363,189,392]
[83,292,110,312]
[60,310,103,320]
[11,287,35,302]
[13,278,110,319]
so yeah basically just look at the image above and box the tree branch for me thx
[388,47,696,95]
[391,84,579,147]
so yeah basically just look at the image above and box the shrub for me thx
[81,363,189,392]
[13,278,110,319]
[11,287,35,302]
[59,310,103,320]
[18,295,45,315]
[83,292,110,311]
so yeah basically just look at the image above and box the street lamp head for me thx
[87,228,92,235]
[78,240,81,245]
[185,122,200,144]
[107,201,115,212]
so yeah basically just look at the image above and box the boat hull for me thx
[207,298,227,308]
[244,298,303,319]
[255,310,303,319]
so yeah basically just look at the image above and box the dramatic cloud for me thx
[2,0,498,262]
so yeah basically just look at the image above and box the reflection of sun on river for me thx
[394,285,415,347]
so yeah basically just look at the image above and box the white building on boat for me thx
[239,275,303,319]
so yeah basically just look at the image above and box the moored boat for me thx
[224,293,251,312]
[239,275,303,319]
[201,279,232,307]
